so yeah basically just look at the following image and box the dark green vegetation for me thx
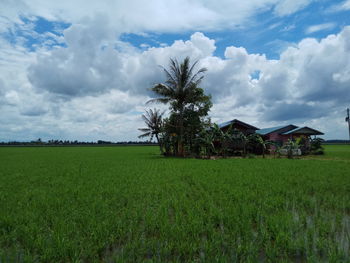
[1,145,349,262]
[141,57,324,159]
[145,56,212,157]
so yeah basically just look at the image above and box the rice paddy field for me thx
[0,145,349,262]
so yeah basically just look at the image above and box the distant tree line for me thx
[323,140,350,144]
[0,139,156,146]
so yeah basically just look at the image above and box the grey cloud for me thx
[20,106,48,116]
[259,68,290,101]
[108,102,134,114]
[0,79,4,96]
[263,102,326,121]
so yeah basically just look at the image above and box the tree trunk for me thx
[262,146,265,158]
[177,106,185,157]
[155,134,163,155]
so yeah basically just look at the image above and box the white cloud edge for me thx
[305,23,337,34]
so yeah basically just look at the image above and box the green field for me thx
[1,145,349,262]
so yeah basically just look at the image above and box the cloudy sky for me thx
[1,0,350,141]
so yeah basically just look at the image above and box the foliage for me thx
[142,57,325,159]
[147,57,212,157]
[283,139,301,159]
[246,133,275,158]
[295,136,309,155]
[210,123,231,157]
[0,146,349,262]
[310,137,325,155]
[138,108,164,153]
[194,129,216,158]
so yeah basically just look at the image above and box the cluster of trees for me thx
[138,57,268,158]
[139,109,269,158]
[139,57,211,157]
[139,57,325,158]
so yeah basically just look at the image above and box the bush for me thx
[310,138,324,155]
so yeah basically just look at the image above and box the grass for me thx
[0,145,349,262]
[322,144,350,160]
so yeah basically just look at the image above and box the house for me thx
[218,119,259,135]
[218,119,323,145]
[256,125,324,145]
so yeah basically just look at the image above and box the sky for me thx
[0,0,350,141]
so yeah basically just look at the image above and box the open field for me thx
[1,145,349,262]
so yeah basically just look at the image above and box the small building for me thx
[218,119,259,135]
[218,119,323,144]
[257,125,324,145]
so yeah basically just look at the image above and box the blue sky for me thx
[0,0,350,141]
[3,0,349,58]
[121,0,350,59]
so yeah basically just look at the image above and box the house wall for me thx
[267,133,311,145]
[266,132,290,145]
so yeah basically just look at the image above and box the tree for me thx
[195,129,216,158]
[138,108,164,153]
[211,125,236,157]
[247,134,272,158]
[148,57,211,156]
[284,139,300,159]
[310,137,324,155]
[227,128,247,156]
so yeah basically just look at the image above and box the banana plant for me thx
[285,139,300,159]
[195,129,216,158]
[247,134,273,158]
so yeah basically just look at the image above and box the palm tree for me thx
[138,108,164,153]
[148,57,207,156]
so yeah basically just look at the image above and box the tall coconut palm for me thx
[148,57,207,156]
[138,108,164,153]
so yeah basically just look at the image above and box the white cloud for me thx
[274,0,312,16]
[257,26,350,130]
[328,0,350,13]
[305,23,336,34]
[0,0,314,34]
[1,3,350,140]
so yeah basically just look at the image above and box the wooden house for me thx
[218,119,259,135]
[256,125,324,145]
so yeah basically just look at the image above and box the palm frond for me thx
[138,132,151,139]
[146,98,171,105]
[169,58,181,83]
[151,83,173,96]
[138,128,151,132]
[141,114,152,126]
[162,67,177,88]
[186,68,207,89]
